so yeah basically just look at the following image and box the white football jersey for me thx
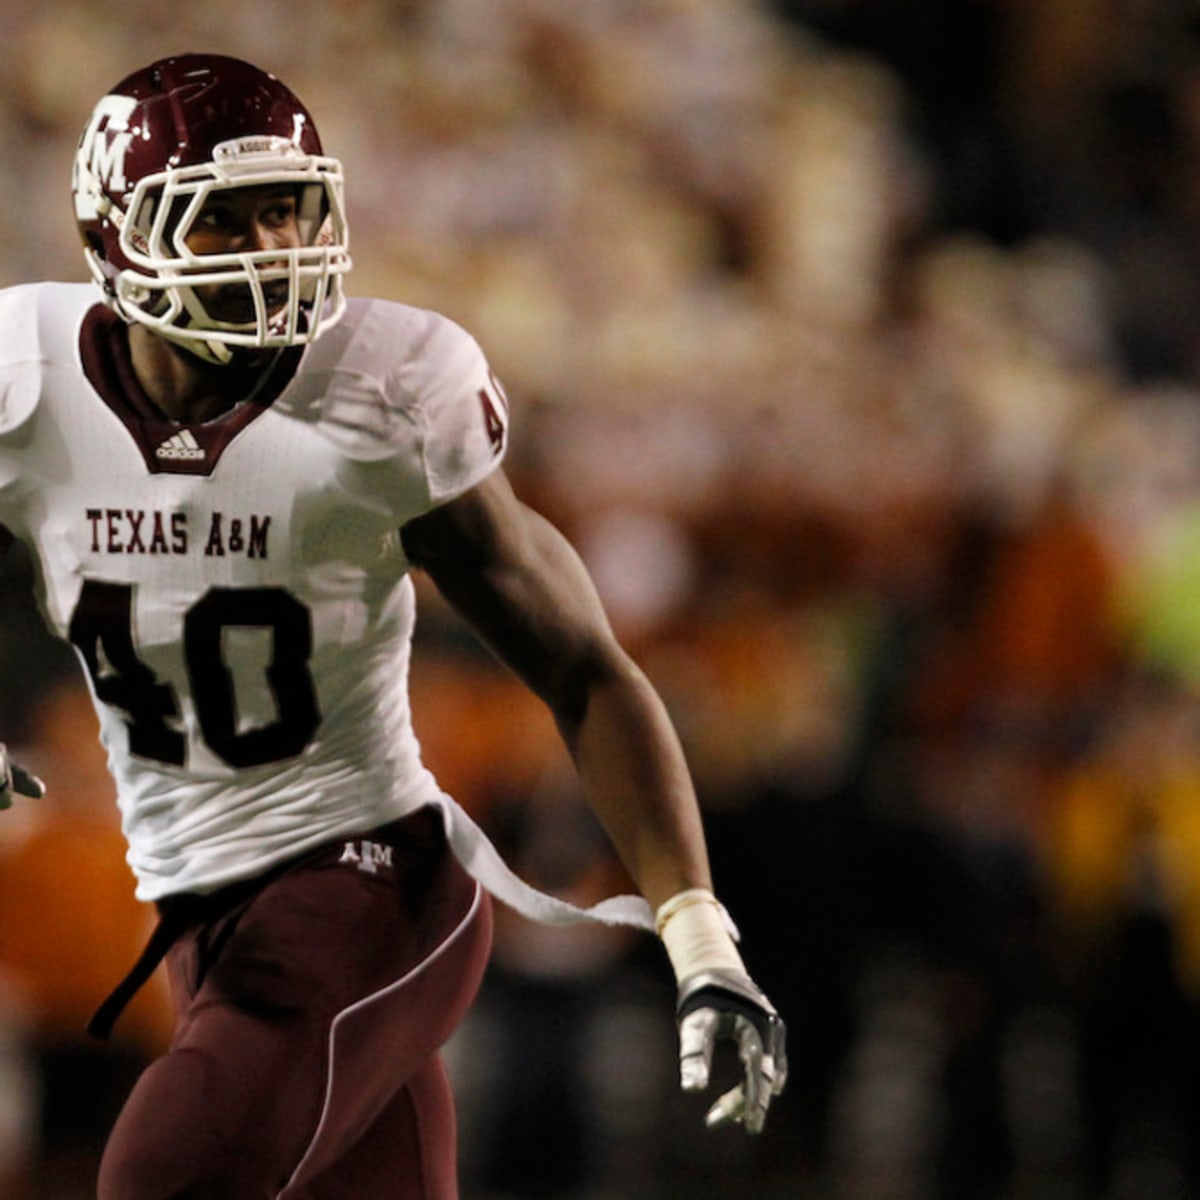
[0,282,512,899]
[0,282,656,932]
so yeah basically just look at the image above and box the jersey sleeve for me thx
[0,287,46,437]
[400,314,509,510]
[0,372,37,522]
[299,301,511,523]
[0,287,48,519]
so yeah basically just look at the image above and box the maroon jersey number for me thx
[478,376,508,455]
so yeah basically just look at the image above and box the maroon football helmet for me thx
[72,53,350,363]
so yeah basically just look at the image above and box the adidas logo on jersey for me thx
[155,430,205,462]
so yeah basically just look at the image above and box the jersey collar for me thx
[79,305,302,477]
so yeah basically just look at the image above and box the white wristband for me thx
[656,889,745,983]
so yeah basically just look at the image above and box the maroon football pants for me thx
[97,810,493,1199]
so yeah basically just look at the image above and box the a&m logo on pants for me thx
[339,840,394,875]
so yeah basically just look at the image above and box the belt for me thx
[87,873,265,1040]
[87,901,191,1040]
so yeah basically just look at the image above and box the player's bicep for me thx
[401,471,622,717]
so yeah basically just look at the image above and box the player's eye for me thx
[193,204,235,233]
[261,198,298,228]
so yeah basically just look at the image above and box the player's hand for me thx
[677,967,787,1134]
[0,743,45,810]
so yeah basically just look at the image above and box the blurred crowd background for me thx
[4,0,1200,1197]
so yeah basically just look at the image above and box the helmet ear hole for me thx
[84,231,106,259]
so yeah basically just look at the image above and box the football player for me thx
[0,54,785,1198]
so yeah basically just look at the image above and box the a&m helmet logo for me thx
[73,94,139,221]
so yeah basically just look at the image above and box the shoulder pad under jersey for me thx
[282,298,494,461]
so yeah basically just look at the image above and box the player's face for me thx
[186,183,304,254]
[184,184,304,323]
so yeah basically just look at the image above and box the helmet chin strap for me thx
[170,289,250,367]
[189,336,236,367]
[156,321,283,374]
[209,342,235,366]
[168,286,308,368]
[150,326,236,367]
[122,273,324,368]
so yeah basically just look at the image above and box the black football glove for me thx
[0,742,44,810]
[677,967,787,1134]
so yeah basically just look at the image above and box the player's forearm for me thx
[551,641,787,1136]
[556,652,713,912]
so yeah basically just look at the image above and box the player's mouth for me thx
[204,281,289,325]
